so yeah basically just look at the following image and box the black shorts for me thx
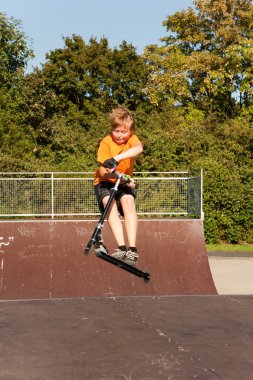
[94,181,136,216]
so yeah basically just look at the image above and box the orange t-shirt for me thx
[94,134,141,185]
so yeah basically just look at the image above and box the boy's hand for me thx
[122,175,137,189]
[128,178,137,189]
[102,158,118,169]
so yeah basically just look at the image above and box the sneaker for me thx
[124,249,139,267]
[111,248,127,260]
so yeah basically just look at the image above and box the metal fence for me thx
[0,171,203,219]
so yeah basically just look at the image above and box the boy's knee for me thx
[101,199,107,208]
[121,195,135,209]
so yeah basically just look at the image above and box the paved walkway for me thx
[208,252,253,295]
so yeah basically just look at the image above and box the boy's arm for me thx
[113,141,143,163]
[102,141,143,169]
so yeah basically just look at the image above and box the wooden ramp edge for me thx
[0,219,217,299]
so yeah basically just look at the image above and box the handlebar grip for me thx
[114,171,139,189]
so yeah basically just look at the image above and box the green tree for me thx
[144,0,253,116]
[0,12,35,171]
[0,12,33,87]
[109,40,149,110]
[33,36,149,128]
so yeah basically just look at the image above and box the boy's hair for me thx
[108,106,135,130]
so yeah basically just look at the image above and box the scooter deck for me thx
[95,250,151,283]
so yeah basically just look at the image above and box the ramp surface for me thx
[0,219,217,299]
[0,295,252,380]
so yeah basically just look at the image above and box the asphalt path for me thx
[208,251,253,295]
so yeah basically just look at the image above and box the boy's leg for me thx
[120,194,139,266]
[120,194,138,247]
[102,196,125,248]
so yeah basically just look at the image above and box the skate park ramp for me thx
[0,219,217,299]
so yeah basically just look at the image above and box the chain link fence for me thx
[0,171,203,219]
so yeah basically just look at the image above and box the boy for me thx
[94,106,143,266]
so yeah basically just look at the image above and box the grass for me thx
[206,243,253,252]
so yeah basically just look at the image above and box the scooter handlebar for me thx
[114,171,139,189]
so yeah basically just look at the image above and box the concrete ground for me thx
[208,252,253,295]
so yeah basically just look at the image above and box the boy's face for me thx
[111,120,132,145]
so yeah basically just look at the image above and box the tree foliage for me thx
[144,0,253,116]
[0,12,33,87]
[37,36,149,121]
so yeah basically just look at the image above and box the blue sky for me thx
[0,0,194,72]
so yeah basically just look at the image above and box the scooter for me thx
[84,171,150,282]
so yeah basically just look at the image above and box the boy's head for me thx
[109,106,135,145]
[108,106,135,131]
